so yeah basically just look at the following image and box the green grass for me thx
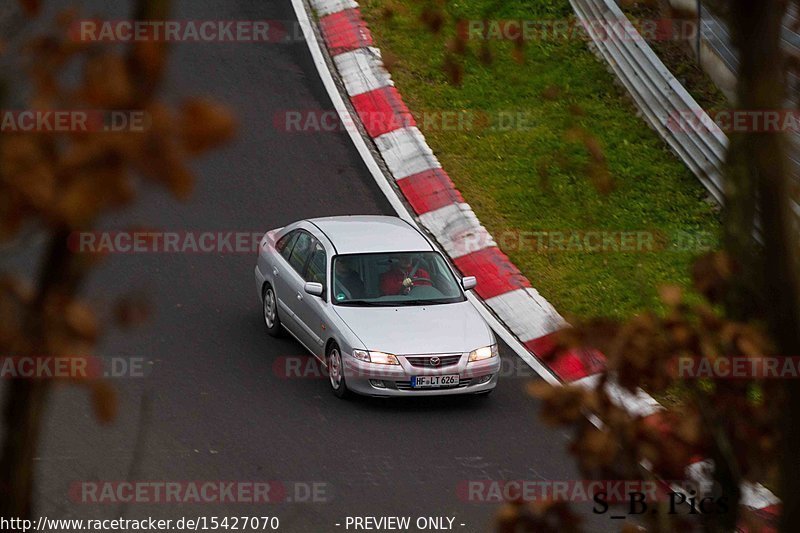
[360,0,721,319]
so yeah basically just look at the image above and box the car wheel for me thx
[327,342,350,399]
[262,283,283,337]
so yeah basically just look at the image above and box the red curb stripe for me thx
[756,505,781,516]
[319,8,374,55]
[740,504,779,532]
[453,247,531,300]
[549,349,606,382]
[524,331,559,358]
[397,168,464,215]
[524,331,607,382]
[350,86,416,138]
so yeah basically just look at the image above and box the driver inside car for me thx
[379,254,432,296]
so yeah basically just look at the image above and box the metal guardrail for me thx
[569,0,728,205]
[698,2,800,209]
[572,0,800,228]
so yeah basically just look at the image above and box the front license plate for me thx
[411,374,460,388]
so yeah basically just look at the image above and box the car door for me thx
[274,230,313,340]
[293,238,329,358]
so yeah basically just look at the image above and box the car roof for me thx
[307,216,434,255]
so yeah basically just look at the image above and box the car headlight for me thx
[468,345,498,362]
[352,350,400,365]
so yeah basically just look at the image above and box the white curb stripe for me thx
[374,126,441,180]
[573,374,662,418]
[485,288,567,342]
[686,460,780,510]
[740,483,780,510]
[333,48,393,97]
[309,0,358,17]
[418,203,496,259]
[465,292,560,385]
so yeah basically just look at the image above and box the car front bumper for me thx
[343,353,501,397]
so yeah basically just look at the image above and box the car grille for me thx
[404,354,462,368]
[393,378,472,391]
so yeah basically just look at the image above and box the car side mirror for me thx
[304,282,324,297]
[461,276,477,290]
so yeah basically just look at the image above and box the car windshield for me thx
[332,252,466,306]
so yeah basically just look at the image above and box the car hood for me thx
[334,300,494,355]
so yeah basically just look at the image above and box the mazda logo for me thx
[429,357,440,366]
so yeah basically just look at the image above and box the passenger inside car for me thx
[334,258,366,300]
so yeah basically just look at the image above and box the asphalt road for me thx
[0,1,615,531]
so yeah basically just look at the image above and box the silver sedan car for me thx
[254,216,500,398]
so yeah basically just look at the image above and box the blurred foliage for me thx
[0,0,235,519]
[371,0,797,531]
[527,253,780,531]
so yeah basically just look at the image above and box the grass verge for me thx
[361,0,721,320]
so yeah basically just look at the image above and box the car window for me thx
[332,252,465,306]
[287,231,313,274]
[277,231,298,261]
[304,241,327,287]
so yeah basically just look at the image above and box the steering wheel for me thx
[401,276,432,294]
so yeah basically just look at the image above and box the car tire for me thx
[327,342,350,399]
[262,283,283,337]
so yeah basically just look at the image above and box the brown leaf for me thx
[419,8,445,34]
[478,41,492,66]
[494,503,520,529]
[90,381,117,424]
[584,136,605,162]
[568,104,585,116]
[637,412,696,478]
[82,54,135,108]
[56,7,79,29]
[736,326,771,356]
[675,410,702,445]
[162,150,195,200]
[541,85,561,101]
[587,158,614,195]
[446,36,467,56]
[380,6,395,21]
[659,285,683,307]
[691,252,733,304]
[56,174,108,226]
[18,0,40,16]
[381,49,399,73]
[564,126,585,144]
[528,380,556,400]
[114,293,151,328]
[179,98,236,155]
[571,426,617,470]
[530,382,589,426]
[130,41,167,88]
[65,300,98,341]
[442,54,463,87]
